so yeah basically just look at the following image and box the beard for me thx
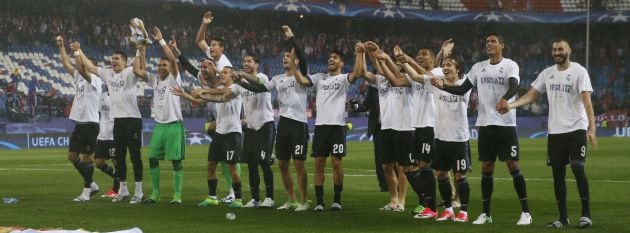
[553,54,568,64]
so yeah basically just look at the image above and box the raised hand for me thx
[364,41,379,52]
[496,98,509,114]
[393,45,406,62]
[55,36,64,47]
[69,42,81,52]
[151,26,163,41]
[355,42,365,53]
[282,25,294,38]
[202,11,213,24]
[441,38,454,56]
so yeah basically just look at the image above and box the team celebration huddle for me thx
[59,10,597,229]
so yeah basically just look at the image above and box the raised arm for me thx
[581,91,597,149]
[347,42,365,83]
[75,43,98,74]
[56,36,75,75]
[375,50,409,87]
[283,25,308,77]
[232,73,269,93]
[133,45,148,80]
[69,42,91,82]
[152,26,178,77]
[196,11,213,52]
[170,85,206,105]
[289,47,312,87]
[441,79,474,95]
[434,38,454,68]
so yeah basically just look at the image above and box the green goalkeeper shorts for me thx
[149,121,186,161]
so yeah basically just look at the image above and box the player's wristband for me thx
[73,51,81,56]
[159,39,167,46]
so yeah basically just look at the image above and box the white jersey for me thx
[467,58,520,126]
[426,76,471,142]
[215,84,245,134]
[97,93,114,140]
[531,62,593,134]
[409,68,443,128]
[312,73,350,126]
[372,75,413,131]
[204,50,232,72]
[242,73,274,130]
[264,73,309,123]
[148,73,183,123]
[69,70,102,123]
[97,67,141,118]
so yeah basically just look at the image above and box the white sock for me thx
[82,188,91,197]
[90,182,99,190]
[445,207,454,213]
[119,181,129,195]
[135,181,143,197]
[228,188,235,197]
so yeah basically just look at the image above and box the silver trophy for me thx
[127,18,152,46]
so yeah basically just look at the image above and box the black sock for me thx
[511,169,529,213]
[552,165,568,222]
[81,161,94,188]
[571,164,590,218]
[130,154,143,182]
[97,163,116,178]
[232,182,242,199]
[261,164,274,199]
[315,185,324,205]
[113,178,120,192]
[420,169,436,210]
[71,158,86,180]
[248,163,261,201]
[115,157,127,181]
[405,170,424,205]
[333,184,343,204]
[438,178,452,208]
[208,179,218,196]
[481,172,493,215]
[456,177,470,212]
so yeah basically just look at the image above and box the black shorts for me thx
[547,130,587,166]
[433,139,471,173]
[113,118,142,159]
[94,140,116,159]
[243,121,276,165]
[276,117,309,161]
[209,132,242,164]
[312,125,347,158]
[414,127,435,163]
[381,129,415,166]
[478,126,520,162]
[69,123,99,154]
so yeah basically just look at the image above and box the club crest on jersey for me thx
[566,74,571,81]
[481,68,486,73]
[499,67,504,74]
[549,75,554,80]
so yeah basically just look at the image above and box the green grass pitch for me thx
[1,138,629,232]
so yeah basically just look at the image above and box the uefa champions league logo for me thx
[274,1,311,13]
[372,6,405,18]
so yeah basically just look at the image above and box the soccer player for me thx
[196,11,240,203]
[236,54,276,208]
[95,87,119,198]
[394,44,446,218]
[132,27,185,204]
[439,34,532,225]
[426,56,472,222]
[76,38,147,204]
[56,37,102,201]
[172,66,247,208]
[310,48,361,211]
[237,25,312,211]
[499,38,596,229]
[358,42,412,212]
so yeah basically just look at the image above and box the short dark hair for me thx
[329,50,345,62]
[113,51,128,61]
[211,37,226,48]
[244,53,260,64]
[553,38,571,47]
[486,32,504,44]
[417,48,436,59]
